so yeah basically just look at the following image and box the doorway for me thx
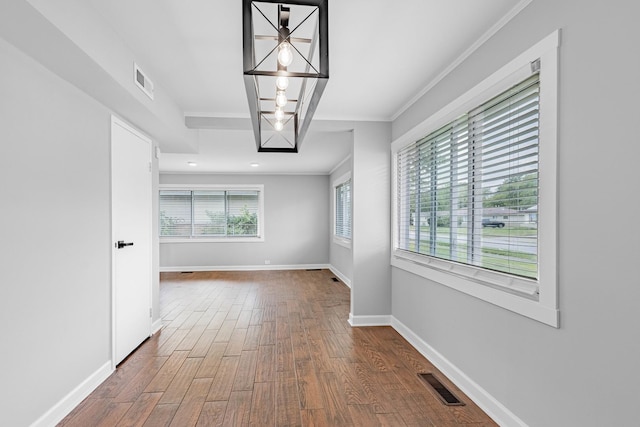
[111,116,152,366]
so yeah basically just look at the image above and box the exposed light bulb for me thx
[277,42,293,67]
[274,120,284,131]
[276,76,289,90]
[274,108,284,121]
[275,90,287,107]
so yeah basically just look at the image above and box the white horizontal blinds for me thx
[159,189,260,238]
[428,117,469,261]
[159,190,191,236]
[396,118,468,257]
[193,191,225,236]
[335,180,351,239]
[396,73,540,279]
[397,141,418,252]
[471,74,539,278]
[227,191,259,236]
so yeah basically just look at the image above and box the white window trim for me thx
[159,184,265,243]
[391,30,559,327]
[332,171,352,249]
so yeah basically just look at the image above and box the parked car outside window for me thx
[482,218,505,228]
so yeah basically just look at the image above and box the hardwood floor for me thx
[58,270,497,426]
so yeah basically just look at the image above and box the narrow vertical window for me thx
[334,176,352,244]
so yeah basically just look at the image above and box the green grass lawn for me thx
[416,225,537,237]
[409,238,537,279]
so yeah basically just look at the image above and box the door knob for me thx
[116,240,134,249]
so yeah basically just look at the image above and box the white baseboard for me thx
[390,316,527,427]
[329,265,351,288]
[160,263,330,273]
[348,313,392,327]
[151,319,163,335]
[30,361,113,427]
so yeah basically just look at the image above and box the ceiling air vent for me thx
[134,63,154,100]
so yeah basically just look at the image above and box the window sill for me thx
[391,250,558,327]
[333,236,352,249]
[160,236,264,243]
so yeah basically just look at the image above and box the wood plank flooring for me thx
[58,270,497,426]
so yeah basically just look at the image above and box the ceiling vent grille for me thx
[134,63,154,100]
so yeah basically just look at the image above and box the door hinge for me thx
[149,308,152,317]
[148,162,152,172]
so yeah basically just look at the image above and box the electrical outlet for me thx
[264,260,271,265]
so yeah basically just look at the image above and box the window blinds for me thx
[226,191,259,236]
[160,190,260,238]
[192,191,225,235]
[397,74,539,279]
[335,180,351,239]
[159,190,192,236]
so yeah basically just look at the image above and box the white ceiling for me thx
[87,0,522,173]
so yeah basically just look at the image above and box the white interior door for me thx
[111,116,152,365]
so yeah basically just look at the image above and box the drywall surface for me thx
[0,37,111,426]
[391,0,640,425]
[351,122,392,319]
[159,173,330,269]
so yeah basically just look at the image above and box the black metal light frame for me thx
[242,0,329,153]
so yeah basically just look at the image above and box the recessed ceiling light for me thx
[250,162,259,167]
[187,161,197,167]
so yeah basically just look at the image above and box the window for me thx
[397,74,540,280]
[159,185,264,242]
[333,173,352,247]
[392,31,559,327]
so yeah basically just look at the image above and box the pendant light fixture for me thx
[242,0,329,153]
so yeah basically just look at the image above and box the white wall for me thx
[350,122,392,322]
[0,37,112,426]
[21,0,197,153]
[159,173,330,269]
[329,155,353,285]
[391,0,640,425]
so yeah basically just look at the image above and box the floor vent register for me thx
[418,373,465,406]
